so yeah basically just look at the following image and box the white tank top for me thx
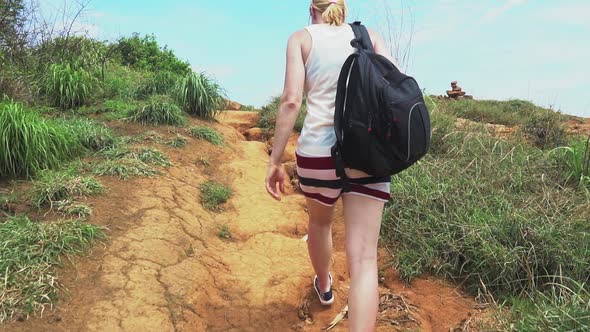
[297,24,356,156]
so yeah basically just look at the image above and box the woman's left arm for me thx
[265,30,307,201]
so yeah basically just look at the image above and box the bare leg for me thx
[343,194,385,332]
[306,198,335,292]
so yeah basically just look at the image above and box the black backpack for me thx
[331,21,431,182]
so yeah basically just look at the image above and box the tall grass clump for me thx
[176,72,225,119]
[0,215,103,322]
[552,137,590,187]
[0,101,80,178]
[40,63,96,110]
[381,128,590,329]
[257,96,307,133]
[127,95,187,126]
[187,126,224,146]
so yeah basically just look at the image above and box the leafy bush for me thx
[257,95,307,133]
[115,33,190,75]
[136,70,179,98]
[127,95,187,126]
[200,180,232,211]
[176,72,225,119]
[0,101,81,178]
[188,126,224,146]
[60,117,116,151]
[29,170,104,208]
[0,215,103,322]
[40,63,96,110]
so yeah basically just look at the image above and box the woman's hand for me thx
[265,162,287,201]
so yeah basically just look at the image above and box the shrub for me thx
[115,34,191,75]
[188,126,224,146]
[200,181,232,211]
[40,63,96,110]
[176,72,225,119]
[127,95,187,126]
[0,101,81,178]
[257,95,307,133]
[29,170,105,208]
[0,215,103,322]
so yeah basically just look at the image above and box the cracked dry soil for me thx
[3,111,476,332]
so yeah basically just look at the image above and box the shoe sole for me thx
[314,274,334,306]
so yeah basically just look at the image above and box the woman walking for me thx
[265,1,395,331]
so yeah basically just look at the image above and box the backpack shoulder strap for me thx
[350,21,375,53]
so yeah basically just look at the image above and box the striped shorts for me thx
[296,150,391,206]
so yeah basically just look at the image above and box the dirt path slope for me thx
[3,111,477,332]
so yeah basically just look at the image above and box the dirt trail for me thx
[4,111,476,332]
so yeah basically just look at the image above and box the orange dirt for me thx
[567,117,590,137]
[2,111,478,332]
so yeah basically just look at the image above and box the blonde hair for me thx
[312,0,348,26]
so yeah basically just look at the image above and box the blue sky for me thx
[50,0,589,117]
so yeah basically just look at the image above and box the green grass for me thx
[136,148,172,167]
[176,72,225,119]
[200,181,232,211]
[217,224,232,239]
[59,117,116,151]
[99,145,171,167]
[127,95,187,126]
[0,101,81,178]
[380,114,590,330]
[136,70,179,98]
[0,215,103,322]
[93,159,159,180]
[99,99,137,121]
[40,63,96,110]
[522,108,567,149]
[101,64,145,100]
[55,200,93,219]
[187,126,224,146]
[29,170,105,208]
[500,282,590,331]
[551,137,590,188]
[166,135,188,148]
[257,95,307,133]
